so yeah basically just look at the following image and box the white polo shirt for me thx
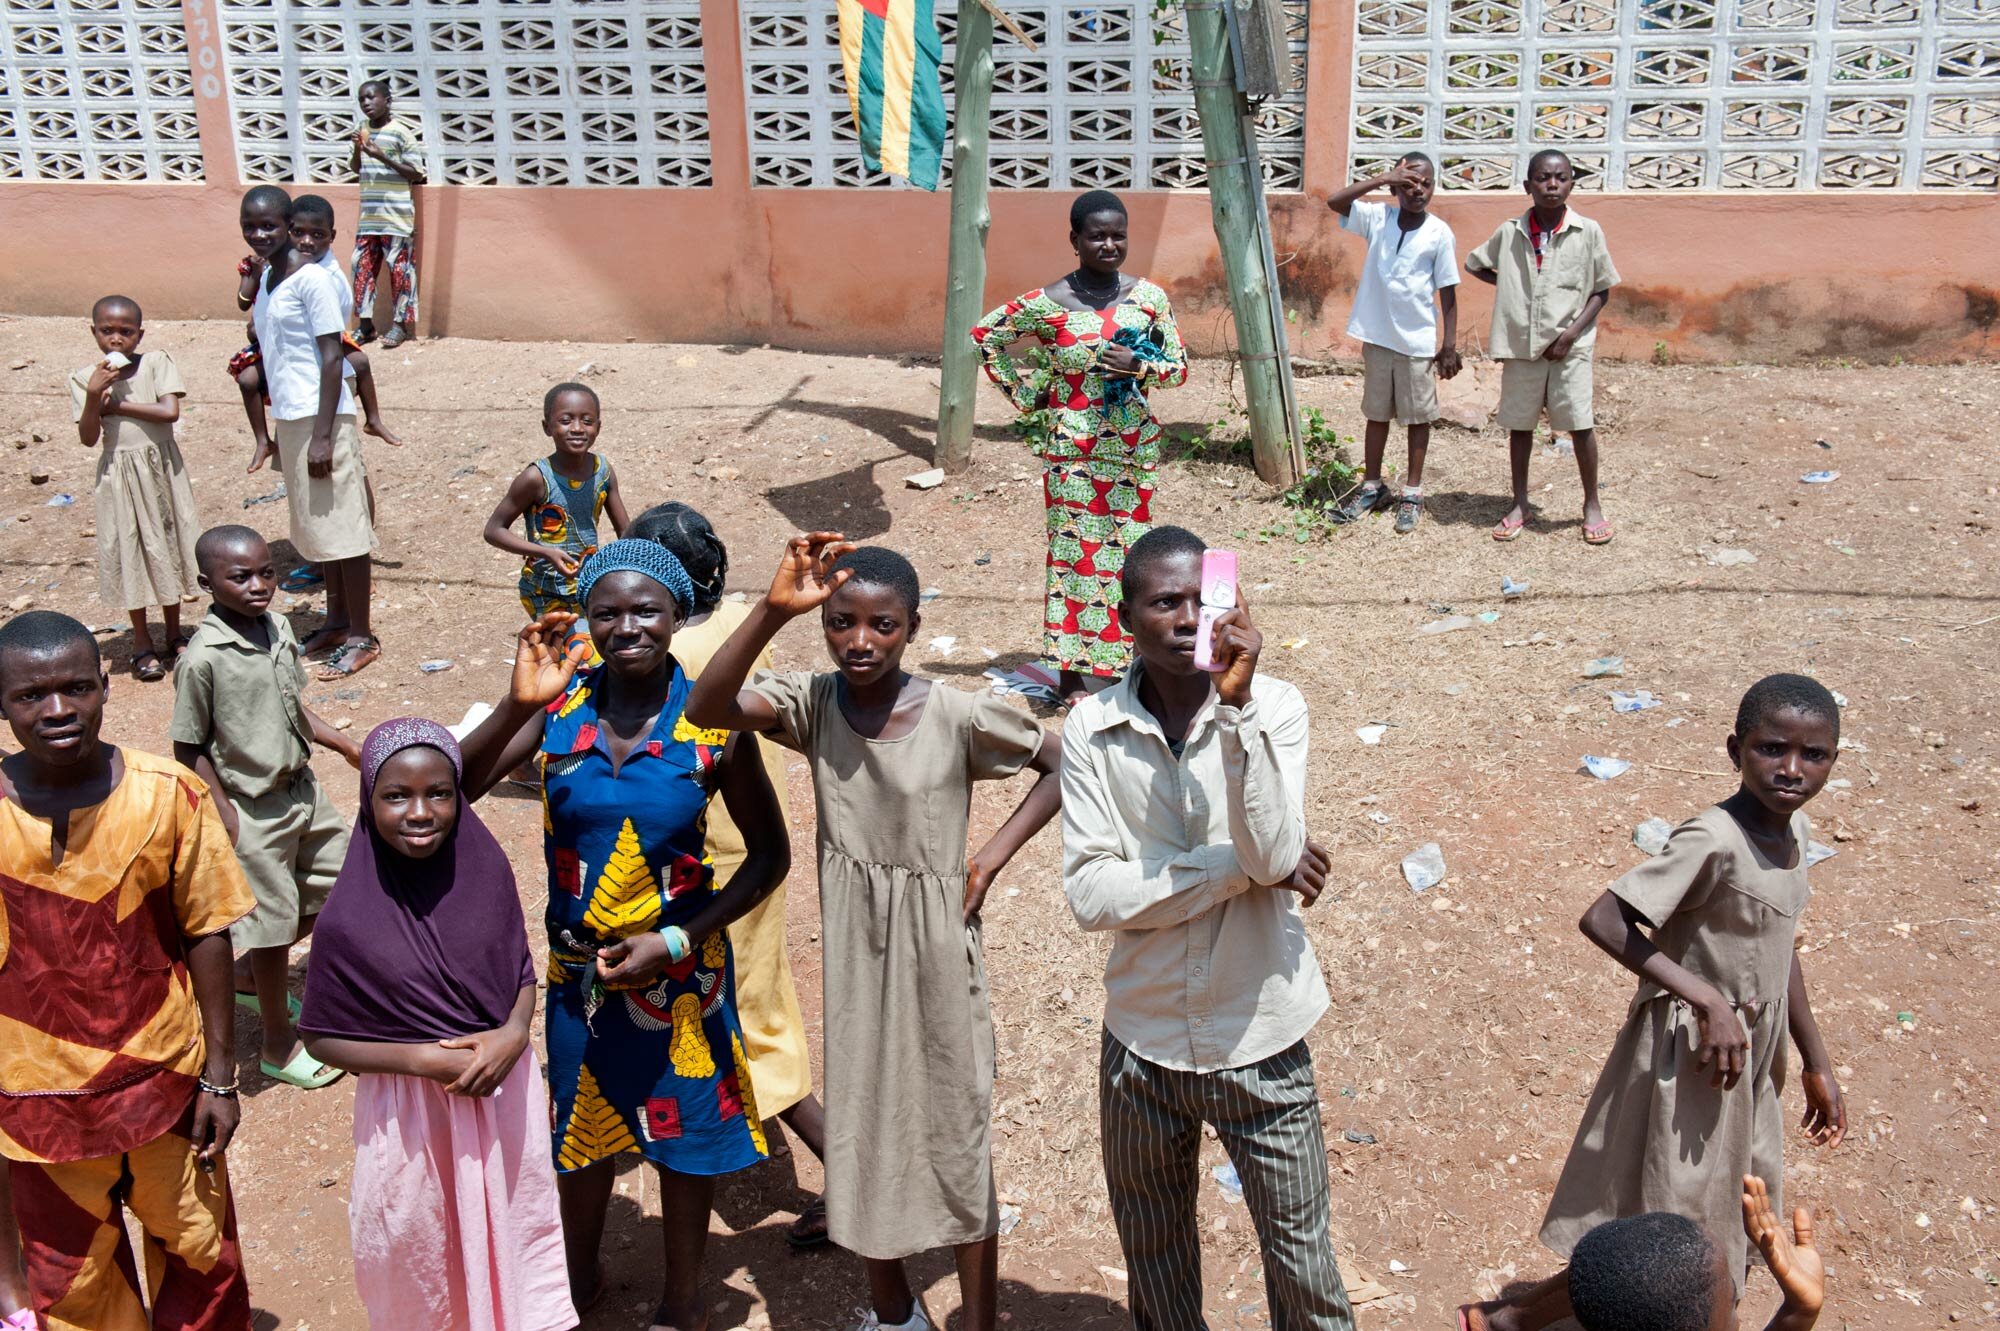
[1341,200,1460,358]
[252,262,356,423]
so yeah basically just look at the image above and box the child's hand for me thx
[1433,348,1463,380]
[86,363,119,398]
[511,612,591,707]
[596,932,671,988]
[1267,838,1330,905]
[765,532,856,618]
[540,549,581,579]
[1379,160,1425,197]
[1208,599,1263,710]
[1694,994,1752,1090]
[438,1025,528,1097]
[964,853,999,921]
[337,738,363,770]
[1743,1175,1825,1319]
[1801,1068,1846,1148]
[1543,330,1579,361]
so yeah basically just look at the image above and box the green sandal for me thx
[235,989,303,1022]
[260,1047,343,1090]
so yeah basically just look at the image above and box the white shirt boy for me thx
[252,263,357,422]
[1341,200,1460,358]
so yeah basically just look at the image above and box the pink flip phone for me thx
[1192,549,1238,673]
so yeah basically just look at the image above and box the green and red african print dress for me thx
[972,279,1187,677]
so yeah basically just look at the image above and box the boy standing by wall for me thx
[1326,153,1461,534]
[349,78,425,350]
[0,611,256,1330]
[1465,148,1621,545]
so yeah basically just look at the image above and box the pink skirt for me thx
[350,1049,577,1331]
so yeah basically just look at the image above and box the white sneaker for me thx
[853,1301,934,1330]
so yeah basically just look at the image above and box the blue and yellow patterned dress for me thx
[539,662,768,1177]
[518,454,613,621]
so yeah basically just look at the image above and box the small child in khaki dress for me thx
[1463,673,1848,1331]
[69,295,199,681]
[685,535,1063,1331]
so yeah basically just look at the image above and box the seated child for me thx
[1463,674,1847,1331]
[482,382,629,622]
[69,294,198,683]
[1464,148,1620,545]
[1543,1177,1824,1331]
[0,611,256,1329]
[300,718,573,1331]
[684,537,1063,1331]
[1325,152,1461,534]
[232,184,401,480]
[171,525,360,1091]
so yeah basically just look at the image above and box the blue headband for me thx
[577,539,696,616]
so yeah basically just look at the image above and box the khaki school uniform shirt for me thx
[169,610,313,800]
[1464,209,1620,359]
[1061,665,1328,1074]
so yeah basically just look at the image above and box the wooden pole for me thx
[935,0,995,474]
[1185,0,1299,487]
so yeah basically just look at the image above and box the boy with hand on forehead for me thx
[0,611,257,1330]
[1326,152,1462,534]
[173,525,359,1092]
[1465,148,1621,545]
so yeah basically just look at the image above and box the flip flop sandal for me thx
[235,989,303,1022]
[281,565,324,592]
[787,1196,831,1250]
[132,651,166,682]
[315,635,381,680]
[1491,513,1526,542]
[260,1046,343,1090]
[1583,518,1615,545]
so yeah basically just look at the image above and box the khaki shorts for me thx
[1497,352,1595,433]
[274,413,374,563]
[1361,342,1439,426]
[228,770,348,950]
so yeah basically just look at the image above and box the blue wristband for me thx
[660,925,691,963]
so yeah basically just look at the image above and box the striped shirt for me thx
[355,117,423,237]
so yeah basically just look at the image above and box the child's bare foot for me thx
[298,622,350,657]
[247,439,275,473]
[363,417,404,446]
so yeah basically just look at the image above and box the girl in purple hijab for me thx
[300,718,576,1331]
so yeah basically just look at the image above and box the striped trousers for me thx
[1099,1030,1355,1331]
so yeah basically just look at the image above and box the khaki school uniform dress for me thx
[66,351,200,612]
[746,671,1043,1261]
[1464,210,1620,434]
[169,610,349,950]
[673,603,813,1116]
[1539,804,1811,1294]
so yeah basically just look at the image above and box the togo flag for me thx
[837,0,947,190]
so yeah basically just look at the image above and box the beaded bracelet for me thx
[198,1078,240,1099]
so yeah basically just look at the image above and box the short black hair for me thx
[1527,148,1573,177]
[1397,150,1437,174]
[240,184,292,215]
[629,502,728,615]
[195,524,269,577]
[1120,525,1207,600]
[1070,189,1128,232]
[91,294,141,325]
[830,546,920,616]
[358,78,390,98]
[1568,1212,1720,1331]
[0,611,101,675]
[543,381,599,419]
[1736,672,1841,742]
[289,193,336,226]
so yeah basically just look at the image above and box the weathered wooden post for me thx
[935,0,996,474]
[1186,0,1302,487]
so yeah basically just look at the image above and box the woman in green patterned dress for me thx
[971,189,1189,706]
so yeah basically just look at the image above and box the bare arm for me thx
[1325,164,1413,218]
[76,364,118,446]
[303,1033,473,1083]
[483,466,576,576]
[1467,267,1498,286]
[306,330,344,474]
[1788,952,1846,1147]
[683,533,856,732]
[111,393,182,426]
[186,931,242,1167]
[435,982,537,1096]
[965,727,1063,919]
[1579,890,1749,1089]
[172,743,240,843]
[458,613,588,800]
[1434,286,1462,378]
[304,707,362,767]
[1547,289,1609,359]
[603,464,631,537]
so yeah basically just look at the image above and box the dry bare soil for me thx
[1,312,1995,1330]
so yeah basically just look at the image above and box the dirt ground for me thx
[1,311,1995,1331]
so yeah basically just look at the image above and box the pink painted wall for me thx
[4,0,1996,363]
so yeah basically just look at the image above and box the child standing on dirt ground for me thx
[1465,147,1620,545]
[172,524,359,1093]
[483,382,629,625]
[685,536,1064,1331]
[1461,673,1847,1331]
[349,78,425,349]
[69,294,199,684]
[1325,151,1461,534]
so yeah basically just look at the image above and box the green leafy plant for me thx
[1261,406,1363,542]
